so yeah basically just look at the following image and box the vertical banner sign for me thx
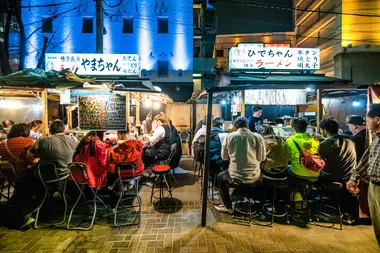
[79,96,126,130]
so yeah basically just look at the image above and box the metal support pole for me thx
[201,90,213,227]
[41,89,49,136]
[241,90,245,117]
[96,0,103,53]
[316,89,323,134]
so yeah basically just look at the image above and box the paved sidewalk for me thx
[0,158,378,253]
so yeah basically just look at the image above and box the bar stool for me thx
[231,181,258,225]
[35,162,69,229]
[150,165,173,203]
[262,170,290,226]
[0,162,20,201]
[288,177,314,222]
[150,144,177,204]
[315,181,344,230]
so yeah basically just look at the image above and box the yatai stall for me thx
[199,45,355,226]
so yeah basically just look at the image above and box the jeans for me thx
[217,170,233,209]
[368,181,380,247]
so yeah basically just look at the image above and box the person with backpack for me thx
[286,117,322,182]
[209,117,227,185]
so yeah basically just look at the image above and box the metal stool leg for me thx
[150,175,158,203]
[163,174,173,201]
[337,190,343,230]
[34,189,48,229]
[57,179,68,225]
[271,189,276,225]
[317,187,323,222]
[67,184,85,229]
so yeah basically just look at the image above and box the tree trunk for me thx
[4,9,12,59]
[36,36,48,69]
[0,42,12,75]
[14,0,26,70]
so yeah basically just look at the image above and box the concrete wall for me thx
[18,0,193,83]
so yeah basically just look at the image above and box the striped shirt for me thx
[0,137,35,172]
[350,133,380,184]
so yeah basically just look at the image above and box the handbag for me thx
[292,140,325,172]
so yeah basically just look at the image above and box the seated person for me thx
[142,112,172,167]
[0,123,35,179]
[169,120,182,169]
[2,120,14,136]
[28,120,77,180]
[106,135,144,182]
[319,118,356,182]
[215,117,266,214]
[29,120,43,139]
[257,125,288,177]
[117,129,136,145]
[209,117,227,183]
[73,131,107,188]
[286,118,321,182]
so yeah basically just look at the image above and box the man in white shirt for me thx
[215,116,266,214]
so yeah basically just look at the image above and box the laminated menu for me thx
[79,95,126,130]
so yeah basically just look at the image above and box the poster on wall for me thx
[245,89,306,105]
[229,47,320,71]
[45,53,140,76]
[79,96,126,130]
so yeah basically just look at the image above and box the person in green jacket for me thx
[286,117,321,182]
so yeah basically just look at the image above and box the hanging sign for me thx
[45,53,140,76]
[245,89,307,105]
[229,47,320,71]
[78,95,126,130]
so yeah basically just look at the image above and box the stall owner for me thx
[248,106,263,133]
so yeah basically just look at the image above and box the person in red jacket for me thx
[72,131,107,188]
[106,138,144,179]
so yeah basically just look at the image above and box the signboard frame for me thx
[45,53,140,76]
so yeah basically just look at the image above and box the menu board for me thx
[78,95,126,130]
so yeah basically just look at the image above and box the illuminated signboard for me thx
[237,43,264,48]
[245,89,307,105]
[229,47,320,71]
[45,53,140,76]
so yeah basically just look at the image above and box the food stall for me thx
[198,46,359,226]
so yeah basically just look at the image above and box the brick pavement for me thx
[0,158,378,253]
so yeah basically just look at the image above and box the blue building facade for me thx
[19,0,193,84]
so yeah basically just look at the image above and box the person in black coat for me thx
[169,120,182,169]
[248,106,263,133]
[346,115,367,163]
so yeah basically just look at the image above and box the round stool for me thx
[262,176,290,225]
[315,181,343,230]
[150,165,173,204]
[288,177,314,222]
[231,182,257,224]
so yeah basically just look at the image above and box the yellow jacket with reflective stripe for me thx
[286,133,321,178]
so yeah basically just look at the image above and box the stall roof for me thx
[209,73,355,92]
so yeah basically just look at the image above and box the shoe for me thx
[214,204,233,214]
[52,191,62,199]
[20,217,35,230]
[343,216,356,225]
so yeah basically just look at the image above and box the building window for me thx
[157,60,169,77]
[216,49,224,57]
[158,17,168,34]
[82,17,94,33]
[42,17,53,33]
[122,17,134,34]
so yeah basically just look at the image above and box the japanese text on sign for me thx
[45,53,140,76]
[79,96,126,130]
[245,89,307,105]
[229,47,320,71]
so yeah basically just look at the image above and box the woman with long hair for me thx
[73,131,107,188]
[29,120,43,139]
[142,112,172,166]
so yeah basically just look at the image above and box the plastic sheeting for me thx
[0,97,42,124]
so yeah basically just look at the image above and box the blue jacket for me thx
[209,127,225,165]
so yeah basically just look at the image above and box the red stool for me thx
[150,164,173,203]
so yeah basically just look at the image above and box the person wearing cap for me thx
[346,115,367,162]
[215,116,266,214]
[347,104,380,246]
[248,106,264,133]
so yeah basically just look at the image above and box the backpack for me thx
[193,135,206,163]
[292,140,325,172]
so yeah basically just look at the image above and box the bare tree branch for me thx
[48,30,73,53]
[21,2,71,8]
[36,36,48,68]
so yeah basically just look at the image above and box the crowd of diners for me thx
[192,104,380,246]
[0,112,181,229]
